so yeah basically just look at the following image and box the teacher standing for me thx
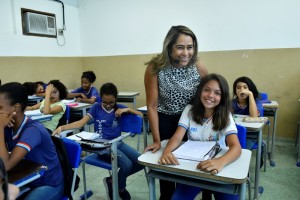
[144,25,208,200]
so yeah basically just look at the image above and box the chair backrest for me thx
[120,113,142,135]
[62,137,81,168]
[236,124,247,149]
[259,92,268,100]
[57,105,71,128]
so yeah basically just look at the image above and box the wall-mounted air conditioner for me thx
[23,11,56,37]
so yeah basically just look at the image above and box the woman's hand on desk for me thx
[197,158,225,175]
[144,142,161,153]
[158,152,179,165]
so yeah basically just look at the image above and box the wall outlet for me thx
[58,29,64,36]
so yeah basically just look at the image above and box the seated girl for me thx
[232,76,263,117]
[26,80,67,134]
[158,74,241,200]
[0,82,64,199]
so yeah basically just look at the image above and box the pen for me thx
[75,135,84,140]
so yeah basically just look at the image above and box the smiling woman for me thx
[144,25,208,200]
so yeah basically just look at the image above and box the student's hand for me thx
[115,108,129,117]
[0,112,16,129]
[79,93,87,99]
[144,142,161,153]
[158,152,179,165]
[52,126,63,137]
[45,84,54,96]
[196,158,225,175]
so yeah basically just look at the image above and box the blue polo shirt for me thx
[4,116,63,187]
[87,103,127,140]
[71,86,101,103]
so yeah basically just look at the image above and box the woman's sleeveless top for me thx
[158,65,201,115]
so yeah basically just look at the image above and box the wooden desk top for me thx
[262,100,279,109]
[233,114,265,131]
[139,140,251,184]
[8,159,47,185]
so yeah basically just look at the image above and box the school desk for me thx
[138,140,252,200]
[117,92,140,110]
[69,102,93,131]
[8,159,47,187]
[25,110,53,122]
[67,131,132,200]
[27,95,43,106]
[234,114,266,200]
[262,100,279,167]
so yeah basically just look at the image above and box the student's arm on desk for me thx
[25,102,41,111]
[53,115,91,136]
[0,113,27,171]
[158,126,186,165]
[77,97,96,104]
[197,134,242,175]
[144,64,161,153]
[115,108,142,117]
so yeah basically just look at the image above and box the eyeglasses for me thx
[102,101,116,106]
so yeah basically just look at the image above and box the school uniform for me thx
[4,116,64,199]
[172,105,239,200]
[86,103,144,189]
[71,86,101,103]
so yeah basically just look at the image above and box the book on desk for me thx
[173,141,221,162]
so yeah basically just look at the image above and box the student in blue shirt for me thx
[0,82,64,200]
[53,82,143,200]
[232,76,263,117]
[67,70,101,103]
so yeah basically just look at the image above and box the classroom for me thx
[1,0,300,200]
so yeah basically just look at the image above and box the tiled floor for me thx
[73,134,300,200]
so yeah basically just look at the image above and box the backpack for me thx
[51,136,80,200]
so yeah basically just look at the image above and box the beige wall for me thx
[1,48,299,139]
[0,57,82,89]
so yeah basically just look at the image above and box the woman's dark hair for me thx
[233,76,259,101]
[82,71,96,83]
[100,82,118,110]
[191,74,231,131]
[0,82,28,111]
[48,80,68,100]
[0,158,8,200]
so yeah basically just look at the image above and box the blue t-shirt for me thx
[87,103,127,140]
[232,98,264,116]
[72,86,101,103]
[4,116,63,187]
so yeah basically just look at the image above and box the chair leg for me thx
[247,177,252,200]
[263,141,267,172]
[82,162,88,200]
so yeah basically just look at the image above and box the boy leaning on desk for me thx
[157,74,242,200]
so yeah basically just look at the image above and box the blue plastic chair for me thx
[61,137,82,200]
[80,113,143,200]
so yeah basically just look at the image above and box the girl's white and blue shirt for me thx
[178,104,237,147]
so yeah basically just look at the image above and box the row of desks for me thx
[28,92,140,109]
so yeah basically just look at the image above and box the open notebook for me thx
[25,109,42,116]
[67,131,110,149]
[173,141,221,162]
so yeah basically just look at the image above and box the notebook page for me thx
[173,141,216,162]
[67,131,100,141]
[25,109,42,116]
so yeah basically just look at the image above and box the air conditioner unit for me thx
[23,12,56,37]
